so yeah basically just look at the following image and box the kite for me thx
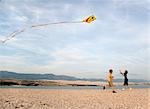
[82,15,96,23]
[0,15,96,43]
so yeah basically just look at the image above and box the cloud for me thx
[0,0,149,79]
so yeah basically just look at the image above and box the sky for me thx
[0,0,149,79]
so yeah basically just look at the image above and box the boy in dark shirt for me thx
[120,70,129,89]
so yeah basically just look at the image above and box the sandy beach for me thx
[0,88,149,109]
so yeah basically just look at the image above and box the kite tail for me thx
[31,21,82,28]
[0,21,82,43]
[1,28,26,43]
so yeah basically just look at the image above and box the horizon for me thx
[0,0,149,80]
[0,70,149,81]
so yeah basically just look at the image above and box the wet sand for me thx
[0,88,149,109]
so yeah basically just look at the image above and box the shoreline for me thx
[1,79,150,87]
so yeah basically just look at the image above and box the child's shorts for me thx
[108,81,113,87]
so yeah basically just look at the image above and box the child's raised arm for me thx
[120,70,124,75]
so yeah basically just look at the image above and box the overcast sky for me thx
[0,0,149,79]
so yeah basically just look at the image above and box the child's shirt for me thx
[107,73,113,82]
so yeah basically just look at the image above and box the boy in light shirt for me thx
[107,69,116,93]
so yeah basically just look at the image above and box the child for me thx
[107,69,116,93]
[120,70,129,89]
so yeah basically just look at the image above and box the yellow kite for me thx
[0,15,96,43]
[83,15,96,23]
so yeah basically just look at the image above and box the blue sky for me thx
[0,0,149,79]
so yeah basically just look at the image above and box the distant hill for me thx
[0,71,149,82]
[0,71,77,80]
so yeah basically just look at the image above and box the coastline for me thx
[1,79,149,86]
